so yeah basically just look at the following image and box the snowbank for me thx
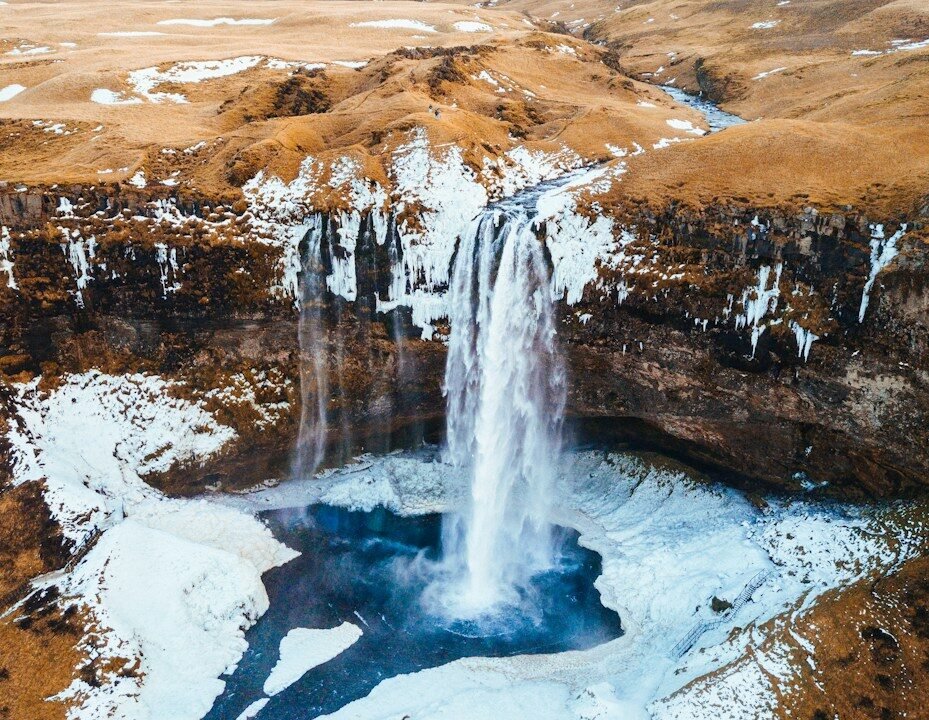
[53,505,295,720]
[6,371,235,544]
[4,371,297,720]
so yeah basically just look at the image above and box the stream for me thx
[659,85,747,133]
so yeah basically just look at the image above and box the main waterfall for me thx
[441,201,567,616]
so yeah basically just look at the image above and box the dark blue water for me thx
[205,504,622,720]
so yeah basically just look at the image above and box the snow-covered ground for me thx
[4,371,297,720]
[4,372,925,720]
[223,451,927,720]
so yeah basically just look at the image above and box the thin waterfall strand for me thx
[293,216,329,478]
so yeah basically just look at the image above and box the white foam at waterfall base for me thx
[438,208,566,617]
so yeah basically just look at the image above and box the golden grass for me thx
[3,0,927,215]
[0,478,78,720]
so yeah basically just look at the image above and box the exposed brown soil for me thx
[0,413,79,720]
[0,0,701,198]
[0,603,82,720]
[783,554,929,719]
[3,0,927,217]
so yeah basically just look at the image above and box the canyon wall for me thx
[1,163,925,499]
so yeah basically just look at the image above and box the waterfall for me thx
[442,207,566,615]
[293,216,329,478]
[290,183,569,617]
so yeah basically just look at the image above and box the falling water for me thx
[442,206,566,615]
[293,216,329,479]
[291,182,570,615]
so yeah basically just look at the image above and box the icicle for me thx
[859,224,905,323]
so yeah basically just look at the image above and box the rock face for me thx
[1,178,925,499]
[566,204,928,498]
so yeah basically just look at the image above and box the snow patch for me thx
[5,43,52,56]
[752,67,787,80]
[128,56,263,104]
[454,21,493,32]
[157,17,275,27]
[99,31,166,37]
[537,165,629,305]
[263,623,363,696]
[666,118,706,135]
[480,145,585,200]
[350,19,438,33]
[853,38,929,56]
[54,508,295,720]
[91,88,143,105]
[0,84,26,102]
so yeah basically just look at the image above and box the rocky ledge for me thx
[1,143,925,500]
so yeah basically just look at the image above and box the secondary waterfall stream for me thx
[207,175,619,719]
[441,202,566,616]
[293,216,328,480]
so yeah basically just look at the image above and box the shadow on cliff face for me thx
[563,415,923,503]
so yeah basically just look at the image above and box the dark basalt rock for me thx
[0,185,926,499]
